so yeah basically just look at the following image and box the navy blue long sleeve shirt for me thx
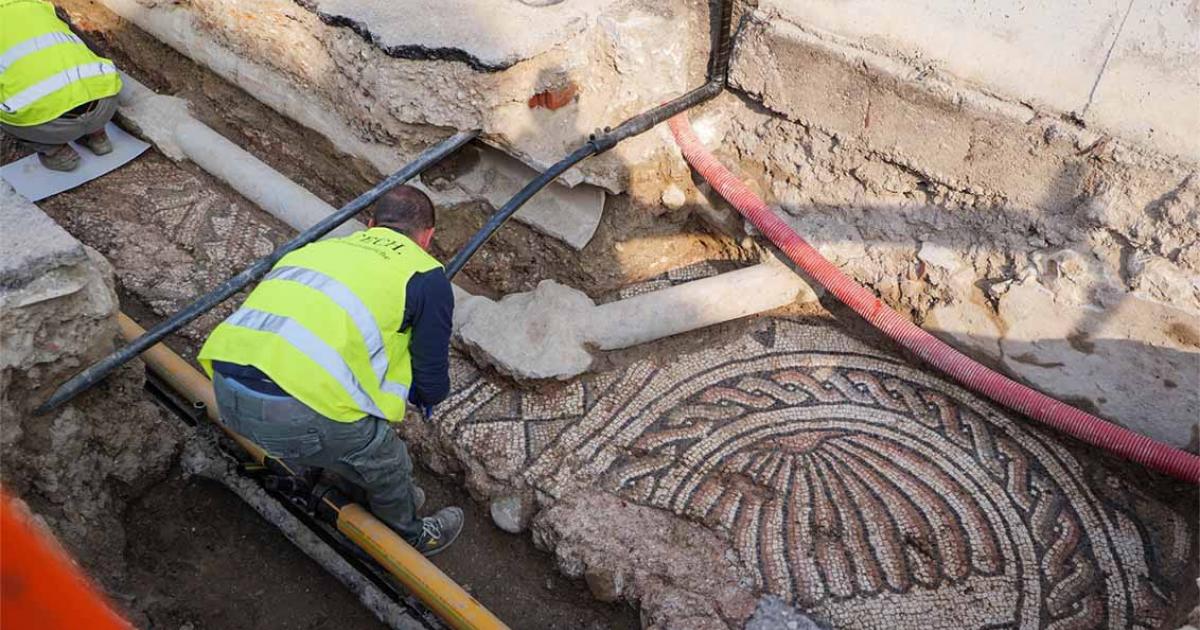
[213,267,455,414]
[398,268,454,408]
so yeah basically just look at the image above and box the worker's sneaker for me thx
[37,144,80,172]
[410,507,463,557]
[412,485,426,512]
[79,129,113,155]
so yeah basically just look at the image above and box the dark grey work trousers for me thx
[0,95,118,152]
[211,371,422,541]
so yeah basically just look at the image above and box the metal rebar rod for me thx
[35,130,478,415]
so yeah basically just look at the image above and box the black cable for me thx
[444,0,735,280]
[38,0,737,410]
[36,130,478,415]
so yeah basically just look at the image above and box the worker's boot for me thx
[410,507,464,557]
[79,129,113,156]
[37,144,80,172]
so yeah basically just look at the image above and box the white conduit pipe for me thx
[590,261,808,350]
[116,75,361,237]
[117,78,812,379]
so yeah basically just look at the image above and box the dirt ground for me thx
[121,468,633,630]
[124,474,388,630]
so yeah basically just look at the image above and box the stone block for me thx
[452,148,604,250]
[0,184,87,290]
[456,279,596,380]
[489,494,532,534]
[747,595,824,630]
[0,184,182,595]
[302,0,622,70]
[0,184,115,377]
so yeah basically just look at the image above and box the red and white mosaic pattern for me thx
[437,319,1195,629]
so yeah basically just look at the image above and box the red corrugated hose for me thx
[669,112,1200,483]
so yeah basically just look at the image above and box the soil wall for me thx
[0,184,182,623]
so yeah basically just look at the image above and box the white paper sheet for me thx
[1,123,149,202]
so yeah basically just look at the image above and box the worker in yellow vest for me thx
[199,186,464,556]
[0,1,122,172]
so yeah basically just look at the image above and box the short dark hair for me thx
[370,185,435,235]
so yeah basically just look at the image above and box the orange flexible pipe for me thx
[117,312,509,630]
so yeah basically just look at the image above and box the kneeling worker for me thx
[198,186,464,556]
[0,0,122,171]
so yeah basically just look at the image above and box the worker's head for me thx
[367,185,436,250]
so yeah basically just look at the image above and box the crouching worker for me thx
[198,186,464,556]
[0,0,122,171]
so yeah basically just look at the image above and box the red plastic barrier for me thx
[669,112,1200,483]
[1,489,133,630]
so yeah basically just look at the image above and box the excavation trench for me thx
[2,1,751,627]
[4,0,1199,628]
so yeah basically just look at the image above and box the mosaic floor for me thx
[436,317,1196,629]
[34,151,291,341]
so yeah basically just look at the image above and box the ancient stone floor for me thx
[421,270,1198,630]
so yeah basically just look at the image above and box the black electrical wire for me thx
[36,130,479,415]
[445,0,734,279]
[38,0,736,411]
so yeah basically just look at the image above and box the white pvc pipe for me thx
[117,75,361,237]
[174,117,357,236]
[116,76,813,380]
[589,262,809,349]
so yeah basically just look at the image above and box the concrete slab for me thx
[760,0,1199,161]
[454,149,604,250]
[728,16,1067,202]
[762,0,1122,117]
[1084,0,1200,159]
[302,0,622,70]
[0,183,87,290]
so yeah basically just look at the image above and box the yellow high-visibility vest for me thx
[198,228,444,423]
[0,0,122,127]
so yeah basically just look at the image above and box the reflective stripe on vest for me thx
[0,60,116,114]
[223,307,403,418]
[0,32,83,74]
[264,265,410,398]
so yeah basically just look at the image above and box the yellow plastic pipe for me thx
[117,313,267,462]
[116,312,509,630]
